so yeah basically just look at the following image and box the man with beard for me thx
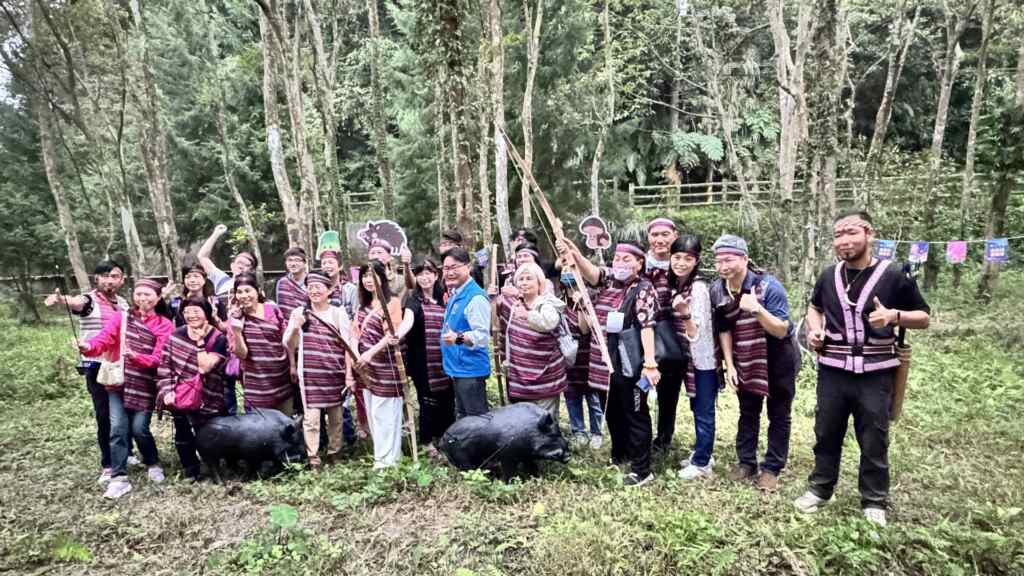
[367,239,414,296]
[45,260,130,484]
[794,210,930,527]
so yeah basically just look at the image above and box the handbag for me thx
[172,331,216,411]
[556,313,578,367]
[654,316,687,368]
[96,311,128,390]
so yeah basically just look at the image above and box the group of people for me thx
[45,210,929,527]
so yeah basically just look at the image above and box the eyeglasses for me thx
[442,263,467,272]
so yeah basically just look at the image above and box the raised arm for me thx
[197,224,228,276]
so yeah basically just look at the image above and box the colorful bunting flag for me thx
[909,241,929,263]
[946,241,967,264]
[985,238,1009,263]
[875,240,896,260]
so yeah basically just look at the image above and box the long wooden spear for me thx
[489,244,507,405]
[497,125,612,372]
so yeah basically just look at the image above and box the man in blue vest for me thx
[440,247,492,418]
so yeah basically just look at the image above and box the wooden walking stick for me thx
[489,244,507,406]
[498,125,613,373]
[370,279,419,464]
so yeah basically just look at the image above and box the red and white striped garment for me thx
[297,308,348,408]
[121,317,159,411]
[275,275,308,319]
[587,271,658,391]
[720,296,769,397]
[497,295,566,401]
[359,308,404,398]
[563,304,592,394]
[420,298,452,393]
[238,303,292,407]
[157,327,228,417]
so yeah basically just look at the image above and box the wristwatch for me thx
[455,333,466,345]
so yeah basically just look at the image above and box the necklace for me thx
[840,259,874,306]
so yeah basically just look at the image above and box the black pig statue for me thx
[196,409,304,482]
[439,403,570,480]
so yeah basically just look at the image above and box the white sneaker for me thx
[794,490,831,513]
[677,462,714,480]
[679,454,714,470]
[127,455,142,467]
[102,478,133,499]
[863,508,887,527]
[97,468,113,485]
[589,435,604,450]
[147,466,165,483]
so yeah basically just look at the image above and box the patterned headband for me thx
[615,243,645,258]
[646,217,676,233]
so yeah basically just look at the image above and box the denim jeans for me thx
[688,369,718,467]
[84,364,112,468]
[342,402,356,445]
[564,390,604,436]
[108,392,159,478]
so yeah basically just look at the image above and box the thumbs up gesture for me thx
[868,296,896,329]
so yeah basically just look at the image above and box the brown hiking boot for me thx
[756,470,779,492]
[729,464,757,482]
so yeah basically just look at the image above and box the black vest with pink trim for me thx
[818,261,901,374]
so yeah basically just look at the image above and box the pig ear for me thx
[538,412,554,431]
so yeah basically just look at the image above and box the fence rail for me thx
[625,173,1020,210]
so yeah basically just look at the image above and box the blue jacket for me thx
[441,279,491,378]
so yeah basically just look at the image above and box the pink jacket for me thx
[84,311,174,369]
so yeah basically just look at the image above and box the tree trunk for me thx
[766,0,811,283]
[256,0,322,257]
[956,0,994,288]
[977,36,1023,300]
[33,98,91,291]
[128,0,182,282]
[435,0,475,242]
[590,1,613,218]
[801,0,844,294]
[669,0,686,132]
[491,0,512,257]
[520,0,543,228]
[923,1,977,291]
[366,0,395,217]
[305,0,348,259]
[259,10,304,250]
[867,3,920,165]
[477,27,493,245]
[434,78,450,233]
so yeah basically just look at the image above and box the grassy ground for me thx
[1,271,1022,575]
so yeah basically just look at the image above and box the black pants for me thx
[653,361,686,450]
[606,372,653,477]
[452,376,489,418]
[736,366,797,475]
[808,366,893,509]
[413,377,456,445]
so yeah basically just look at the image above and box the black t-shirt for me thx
[811,261,930,316]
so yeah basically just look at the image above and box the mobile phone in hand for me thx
[636,375,652,393]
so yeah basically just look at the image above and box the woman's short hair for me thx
[513,262,549,294]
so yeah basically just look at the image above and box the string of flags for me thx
[875,236,1022,264]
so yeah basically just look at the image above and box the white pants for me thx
[363,390,404,469]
